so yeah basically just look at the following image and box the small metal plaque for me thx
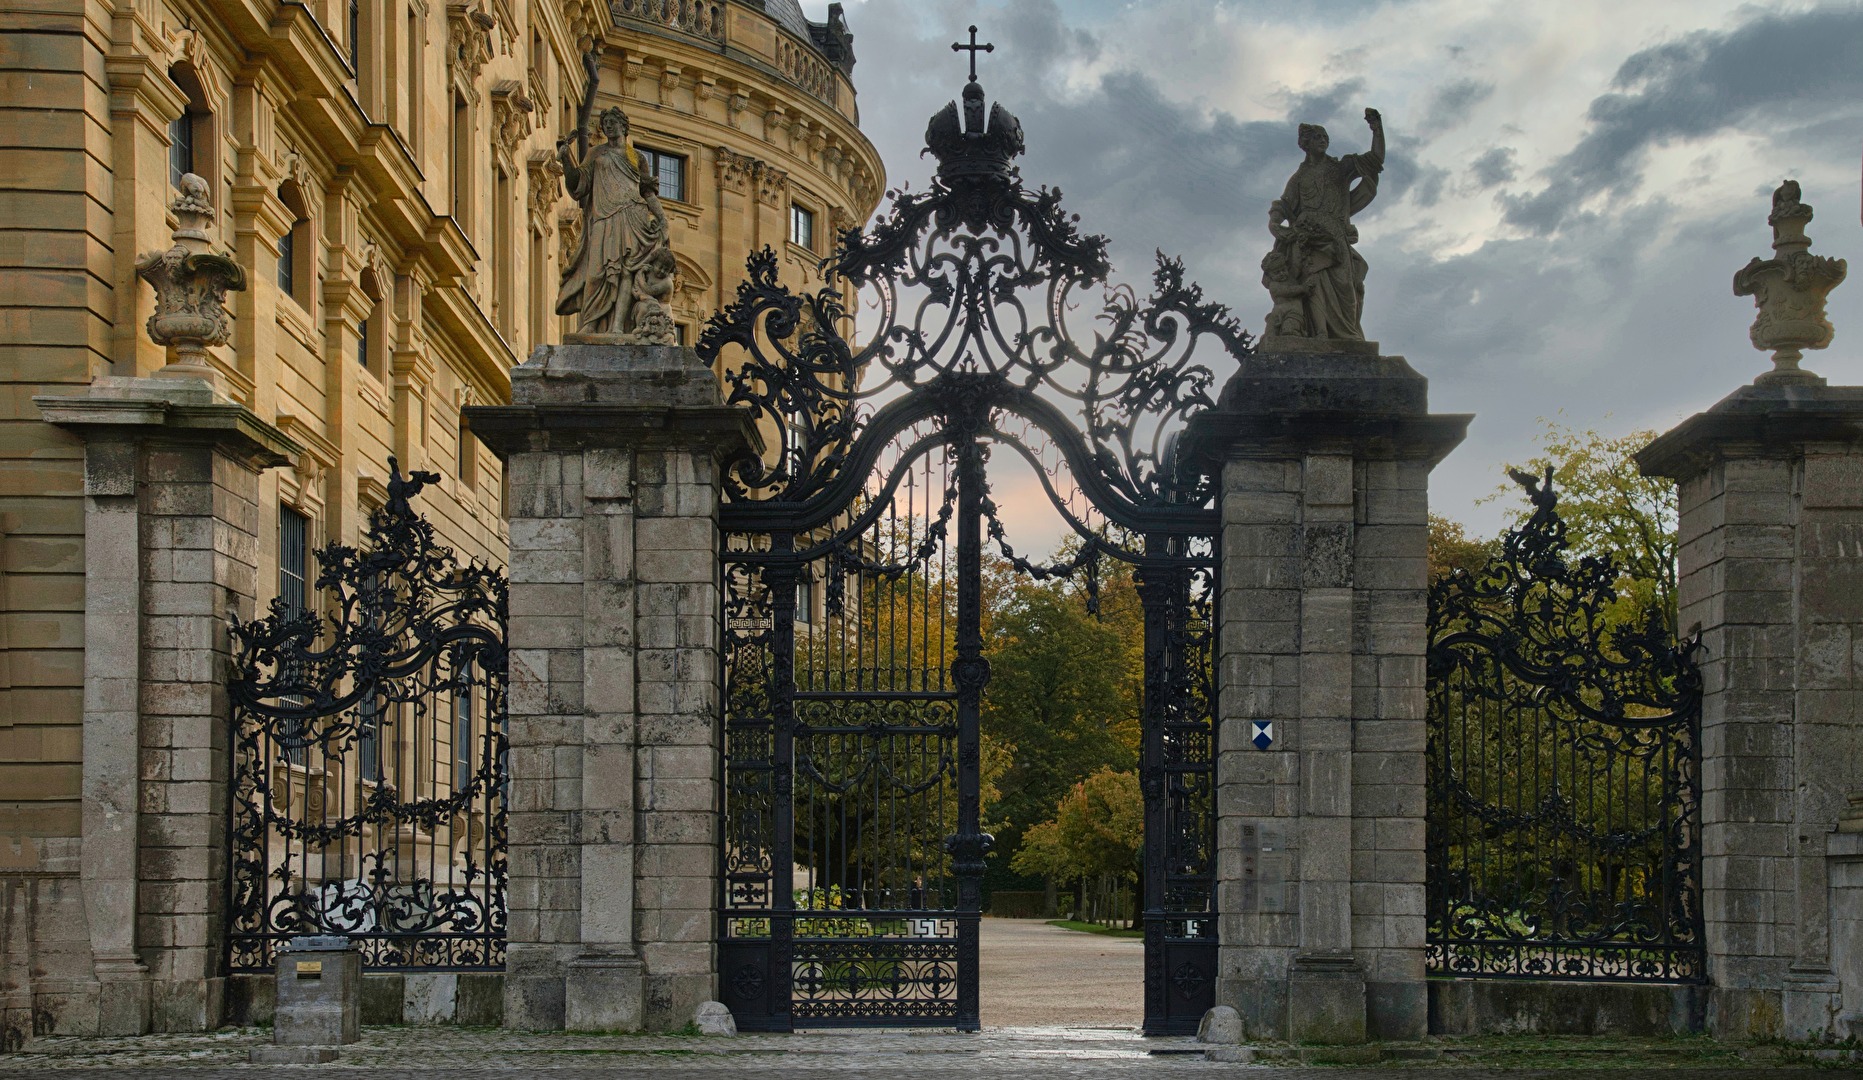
[295,960,323,978]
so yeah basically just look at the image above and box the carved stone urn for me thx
[1733,180,1847,385]
[135,172,246,390]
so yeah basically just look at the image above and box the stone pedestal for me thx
[466,345,755,1032]
[1639,383,1863,1041]
[1186,349,1467,1044]
[266,936,360,1052]
[35,377,294,1034]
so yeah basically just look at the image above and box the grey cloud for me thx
[1503,5,1863,234]
[1280,77,1370,128]
[1469,146,1516,188]
[1422,78,1494,134]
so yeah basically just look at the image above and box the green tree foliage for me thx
[980,560,1142,887]
[1010,768,1144,884]
[1487,418,1677,629]
[1428,514,1497,583]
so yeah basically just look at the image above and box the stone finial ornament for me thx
[554,103,678,344]
[1733,180,1847,385]
[135,173,247,388]
[1262,108,1384,346]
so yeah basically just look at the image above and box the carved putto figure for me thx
[1263,109,1384,342]
[554,106,677,343]
[1733,180,1847,384]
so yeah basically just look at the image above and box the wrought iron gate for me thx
[227,463,508,972]
[1425,469,1704,982]
[702,57,1243,1032]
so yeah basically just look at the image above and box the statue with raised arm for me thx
[1264,108,1384,342]
[554,105,676,343]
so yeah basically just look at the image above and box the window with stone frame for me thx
[277,181,312,310]
[453,680,474,793]
[167,63,213,194]
[790,202,815,251]
[457,415,478,490]
[638,147,687,203]
[278,504,312,765]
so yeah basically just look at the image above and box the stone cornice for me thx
[1636,384,1863,481]
[35,381,300,473]
[465,402,759,458]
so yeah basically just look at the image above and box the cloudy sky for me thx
[804,0,1863,544]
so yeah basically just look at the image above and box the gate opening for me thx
[702,48,1245,1032]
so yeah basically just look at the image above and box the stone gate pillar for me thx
[1639,384,1863,1040]
[1187,346,1466,1043]
[35,376,294,1034]
[467,344,754,1032]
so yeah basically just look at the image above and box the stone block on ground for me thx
[1196,1004,1241,1044]
[694,1000,736,1036]
[249,1045,339,1063]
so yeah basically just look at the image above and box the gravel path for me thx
[979,917,1143,1029]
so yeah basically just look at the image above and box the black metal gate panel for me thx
[227,464,508,972]
[1425,469,1704,982]
[703,54,1244,1032]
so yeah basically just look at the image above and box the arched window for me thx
[167,62,214,195]
[357,264,387,377]
[457,413,478,490]
[277,181,312,310]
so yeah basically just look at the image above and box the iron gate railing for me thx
[1425,469,1704,982]
[227,462,509,972]
[703,53,1239,1032]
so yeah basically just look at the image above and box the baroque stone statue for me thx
[1733,180,1847,385]
[1263,109,1384,344]
[135,172,247,391]
[554,105,677,344]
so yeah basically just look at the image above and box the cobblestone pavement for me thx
[0,1025,1847,1078]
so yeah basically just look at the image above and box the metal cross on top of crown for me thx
[952,25,993,82]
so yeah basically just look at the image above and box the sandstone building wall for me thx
[0,0,878,1039]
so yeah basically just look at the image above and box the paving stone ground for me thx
[0,921,1846,1077]
[0,1025,1841,1079]
[980,917,1143,1028]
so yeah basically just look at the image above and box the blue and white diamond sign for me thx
[1250,721,1274,750]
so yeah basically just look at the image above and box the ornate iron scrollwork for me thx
[1426,468,1704,983]
[698,72,1248,519]
[710,52,1229,1034]
[227,460,509,973]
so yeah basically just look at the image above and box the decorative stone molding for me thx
[727,89,750,130]
[527,150,562,233]
[135,174,247,393]
[657,65,681,106]
[558,206,582,264]
[754,163,788,207]
[490,78,535,162]
[278,145,313,190]
[162,25,228,107]
[714,146,757,196]
[446,1,497,89]
[1734,180,1848,385]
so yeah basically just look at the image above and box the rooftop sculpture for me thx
[1261,109,1384,348]
[1733,180,1847,385]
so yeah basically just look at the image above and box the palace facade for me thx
[0,0,879,1037]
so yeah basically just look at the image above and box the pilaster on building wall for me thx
[1,0,877,1040]
[1640,383,1863,1041]
[1187,347,1467,1045]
